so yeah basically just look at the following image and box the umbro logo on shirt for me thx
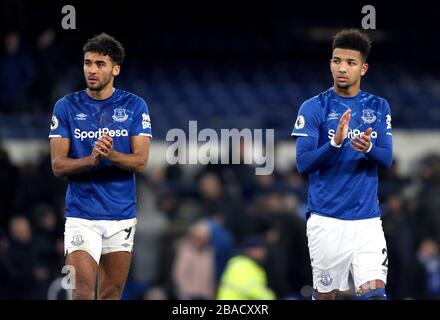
[327,112,340,120]
[74,113,88,120]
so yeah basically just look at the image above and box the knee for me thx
[73,283,96,300]
[99,284,123,300]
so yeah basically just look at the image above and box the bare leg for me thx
[66,250,98,300]
[314,290,337,300]
[97,251,132,300]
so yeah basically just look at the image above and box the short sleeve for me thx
[131,98,152,138]
[291,98,322,138]
[48,98,71,139]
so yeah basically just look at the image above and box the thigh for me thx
[352,218,388,291]
[98,225,136,298]
[307,214,354,293]
[66,250,98,299]
[98,251,132,299]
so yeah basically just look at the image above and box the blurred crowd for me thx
[1,142,440,300]
[0,30,65,115]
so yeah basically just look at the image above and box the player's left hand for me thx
[350,127,372,153]
[95,133,114,159]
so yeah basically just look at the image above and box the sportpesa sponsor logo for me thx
[328,129,378,140]
[74,128,128,141]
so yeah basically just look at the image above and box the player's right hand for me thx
[95,134,114,160]
[334,109,351,145]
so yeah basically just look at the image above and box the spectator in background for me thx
[0,229,12,299]
[6,216,40,299]
[415,239,440,299]
[200,139,257,201]
[284,167,308,205]
[155,191,188,299]
[382,193,415,299]
[249,192,311,299]
[198,171,248,242]
[143,286,168,300]
[0,31,34,113]
[30,29,59,112]
[217,234,276,300]
[129,176,169,297]
[206,211,235,282]
[378,159,409,201]
[0,146,20,231]
[37,152,68,212]
[11,161,49,215]
[172,219,215,299]
[416,155,440,244]
[32,204,64,279]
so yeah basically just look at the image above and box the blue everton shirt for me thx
[49,89,152,220]
[291,88,393,220]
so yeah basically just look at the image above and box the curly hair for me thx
[332,29,372,62]
[83,33,125,65]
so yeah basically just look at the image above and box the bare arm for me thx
[95,134,151,173]
[50,137,101,177]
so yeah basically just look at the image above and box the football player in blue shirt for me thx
[291,29,392,300]
[49,33,152,300]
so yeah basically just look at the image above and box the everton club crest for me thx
[112,108,128,122]
[361,109,376,124]
[320,272,333,286]
[71,234,84,246]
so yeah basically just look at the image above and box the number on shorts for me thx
[382,248,388,267]
[124,227,132,240]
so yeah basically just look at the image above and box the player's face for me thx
[83,52,120,91]
[330,48,368,89]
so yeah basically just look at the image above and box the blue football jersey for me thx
[49,89,152,220]
[291,88,392,220]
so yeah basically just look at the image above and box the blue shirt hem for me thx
[306,210,381,221]
[65,212,136,221]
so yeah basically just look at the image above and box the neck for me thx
[86,85,114,100]
[333,83,360,98]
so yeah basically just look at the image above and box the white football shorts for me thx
[307,213,388,293]
[64,217,137,264]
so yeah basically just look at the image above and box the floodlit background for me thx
[1,0,440,299]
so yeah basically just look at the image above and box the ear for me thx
[361,63,369,77]
[112,65,121,76]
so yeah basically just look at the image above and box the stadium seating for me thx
[1,61,439,139]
